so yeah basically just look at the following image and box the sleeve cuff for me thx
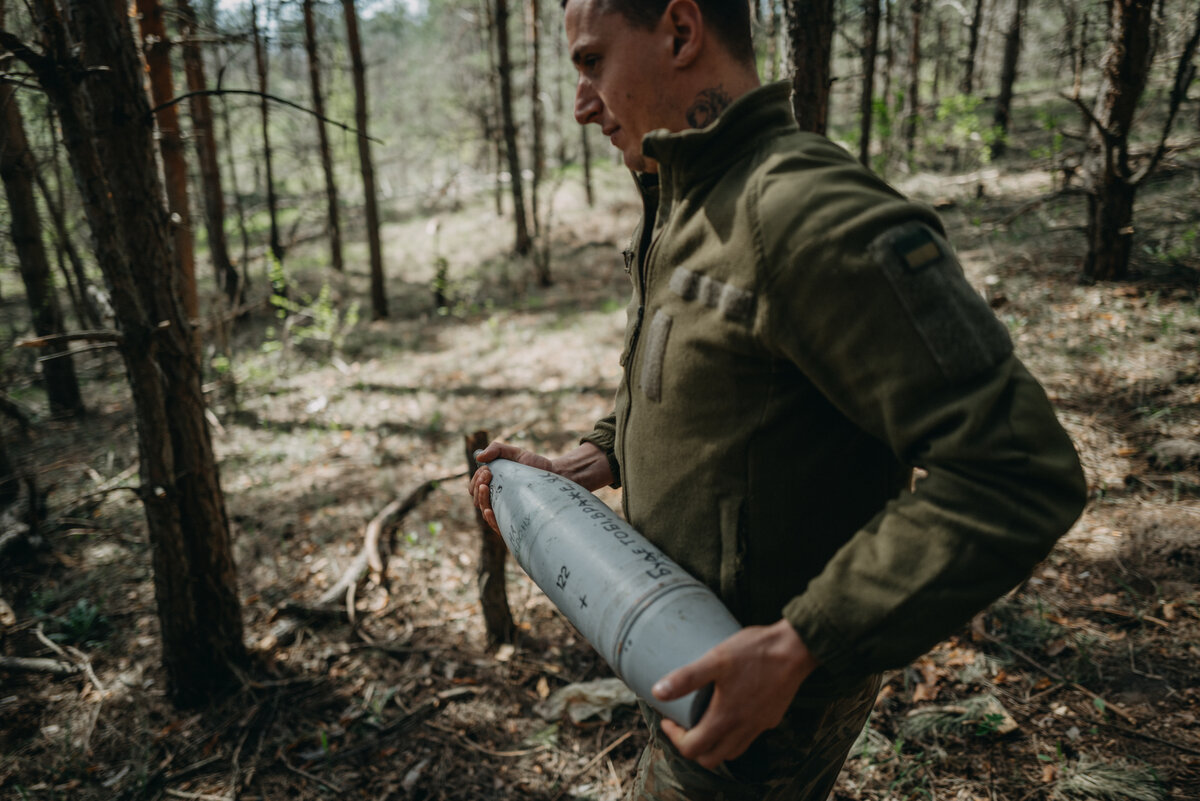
[579,430,621,489]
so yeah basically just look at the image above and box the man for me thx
[471,1,1087,798]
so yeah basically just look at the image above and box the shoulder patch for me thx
[868,221,1013,382]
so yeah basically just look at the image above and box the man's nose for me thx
[574,79,602,126]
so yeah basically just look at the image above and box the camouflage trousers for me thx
[625,674,881,801]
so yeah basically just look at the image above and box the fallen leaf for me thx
[1091,593,1120,607]
[536,676,550,699]
[1042,763,1057,783]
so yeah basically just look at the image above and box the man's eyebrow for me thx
[569,38,595,66]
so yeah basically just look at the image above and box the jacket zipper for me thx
[618,180,667,516]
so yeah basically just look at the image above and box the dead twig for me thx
[305,697,439,767]
[974,629,1137,725]
[549,730,637,801]
[35,623,104,694]
[16,329,124,348]
[0,655,80,676]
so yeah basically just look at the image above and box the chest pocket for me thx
[637,268,757,403]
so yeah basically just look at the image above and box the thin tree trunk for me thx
[860,0,881,165]
[43,99,91,331]
[177,0,240,303]
[904,0,924,160]
[251,0,284,268]
[991,0,1027,158]
[495,0,532,255]
[784,0,835,133]
[136,0,198,323]
[465,431,515,646]
[341,0,388,319]
[34,170,94,329]
[962,0,985,94]
[219,89,251,287]
[19,0,247,705]
[581,125,593,207]
[0,39,84,417]
[482,0,505,216]
[766,0,779,81]
[303,0,345,274]
[528,0,550,286]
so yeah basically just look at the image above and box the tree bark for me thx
[176,0,240,303]
[136,0,198,324]
[0,44,85,418]
[991,0,1027,158]
[465,431,514,646]
[765,0,780,82]
[527,0,550,286]
[961,0,986,94]
[34,168,94,329]
[303,0,345,274]
[859,0,881,165]
[250,0,284,268]
[904,0,924,160]
[581,125,593,207]
[1082,0,1155,281]
[783,0,835,134]
[17,0,247,706]
[495,0,532,255]
[341,0,388,319]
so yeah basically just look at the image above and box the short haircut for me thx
[563,0,755,64]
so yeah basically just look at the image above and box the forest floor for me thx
[2,143,1200,801]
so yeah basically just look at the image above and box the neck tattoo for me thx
[686,86,733,129]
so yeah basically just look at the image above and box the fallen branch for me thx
[317,471,466,610]
[975,629,1137,725]
[34,624,105,694]
[0,655,80,676]
[260,471,464,651]
[307,697,440,767]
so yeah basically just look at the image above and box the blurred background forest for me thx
[1,0,1199,799]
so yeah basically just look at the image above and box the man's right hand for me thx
[469,441,614,534]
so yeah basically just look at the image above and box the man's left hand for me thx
[653,618,819,770]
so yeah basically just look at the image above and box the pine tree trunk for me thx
[784,0,835,134]
[136,0,198,322]
[34,169,95,328]
[581,125,593,207]
[904,0,924,160]
[480,0,504,217]
[991,0,1027,158]
[465,431,514,646]
[0,50,84,417]
[527,0,550,286]
[177,0,240,303]
[766,0,779,81]
[303,0,345,274]
[961,0,985,94]
[859,0,881,165]
[251,0,284,268]
[20,0,247,706]
[495,0,532,255]
[342,0,388,319]
[219,87,251,286]
[1083,0,1155,281]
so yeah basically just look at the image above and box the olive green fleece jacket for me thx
[581,82,1086,688]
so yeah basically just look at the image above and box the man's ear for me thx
[664,0,703,66]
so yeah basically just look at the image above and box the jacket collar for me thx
[639,81,796,199]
